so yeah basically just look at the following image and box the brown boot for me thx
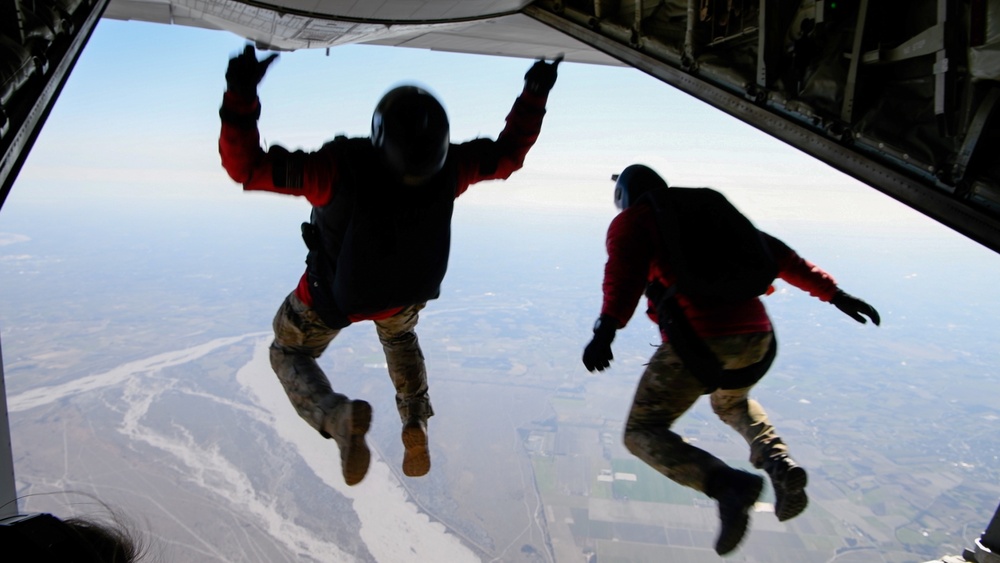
[329,400,372,486]
[401,418,430,477]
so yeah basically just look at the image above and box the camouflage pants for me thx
[623,331,788,493]
[269,292,434,438]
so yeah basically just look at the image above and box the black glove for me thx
[226,44,279,100]
[831,289,881,325]
[582,314,618,372]
[524,54,563,95]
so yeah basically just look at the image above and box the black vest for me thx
[304,137,456,328]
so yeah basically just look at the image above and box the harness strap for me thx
[646,281,776,392]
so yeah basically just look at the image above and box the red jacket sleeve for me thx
[219,91,337,207]
[599,207,658,328]
[452,88,549,195]
[597,217,840,338]
[763,232,839,301]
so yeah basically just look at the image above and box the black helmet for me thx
[372,86,450,185]
[613,164,668,210]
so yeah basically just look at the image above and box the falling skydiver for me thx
[218,45,560,485]
[582,164,881,555]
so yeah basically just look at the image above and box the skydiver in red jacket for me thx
[220,45,560,486]
[582,164,880,555]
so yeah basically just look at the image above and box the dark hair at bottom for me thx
[62,515,148,563]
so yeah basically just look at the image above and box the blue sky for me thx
[12,17,926,228]
[5,17,1000,334]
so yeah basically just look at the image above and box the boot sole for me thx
[774,465,808,522]
[781,465,808,492]
[342,401,372,486]
[401,423,430,477]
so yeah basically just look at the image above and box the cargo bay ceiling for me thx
[2,0,1000,252]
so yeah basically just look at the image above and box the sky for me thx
[11,19,993,243]
[1,15,998,370]
[6,16,1000,384]
[4,17,993,306]
[9,15,935,230]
